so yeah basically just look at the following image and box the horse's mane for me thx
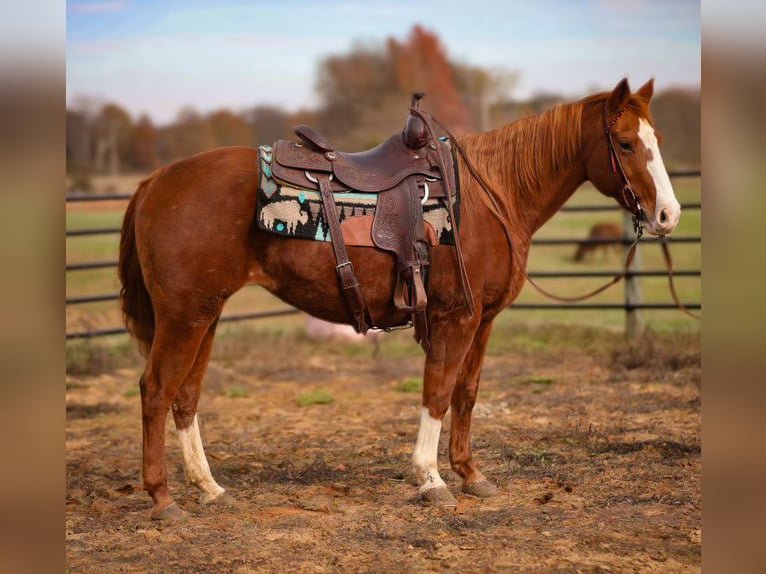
[456,91,651,223]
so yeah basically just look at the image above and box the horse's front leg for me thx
[413,314,480,507]
[449,320,499,498]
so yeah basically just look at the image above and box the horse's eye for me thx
[619,141,633,152]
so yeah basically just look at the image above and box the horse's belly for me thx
[249,235,410,328]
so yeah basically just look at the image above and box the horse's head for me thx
[583,78,681,236]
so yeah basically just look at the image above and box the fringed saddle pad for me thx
[256,145,456,246]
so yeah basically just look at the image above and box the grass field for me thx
[65,175,701,343]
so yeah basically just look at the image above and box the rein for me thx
[659,239,702,319]
[425,104,699,318]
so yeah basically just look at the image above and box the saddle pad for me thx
[256,145,456,246]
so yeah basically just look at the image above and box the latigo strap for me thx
[316,175,371,333]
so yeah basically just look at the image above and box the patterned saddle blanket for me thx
[256,145,457,247]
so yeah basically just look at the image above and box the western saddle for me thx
[270,94,473,350]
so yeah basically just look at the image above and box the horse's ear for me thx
[637,78,654,102]
[608,78,631,111]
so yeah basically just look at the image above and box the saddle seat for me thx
[271,126,450,198]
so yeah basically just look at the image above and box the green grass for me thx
[227,387,249,398]
[124,386,140,398]
[517,377,554,385]
[394,377,423,393]
[297,390,334,406]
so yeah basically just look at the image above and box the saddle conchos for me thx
[268,94,473,350]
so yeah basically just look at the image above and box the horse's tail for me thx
[118,176,155,357]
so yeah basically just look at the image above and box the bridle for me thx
[603,101,645,239]
[602,102,700,319]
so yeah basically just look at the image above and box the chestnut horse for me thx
[573,222,624,261]
[119,78,680,520]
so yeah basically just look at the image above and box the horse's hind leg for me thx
[140,317,210,521]
[171,317,230,506]
[449,321,499,498]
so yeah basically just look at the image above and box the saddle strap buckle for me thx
[305,171,334,184]
[336,260,355,276]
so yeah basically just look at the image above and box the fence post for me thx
[623,212,644,339]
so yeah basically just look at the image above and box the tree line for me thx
[66,26,700,181]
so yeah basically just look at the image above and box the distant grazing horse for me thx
[119,79,680,520]
[573,221,624,261]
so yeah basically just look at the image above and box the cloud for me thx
[67,1,127,14]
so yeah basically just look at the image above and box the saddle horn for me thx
[403,92,429,150]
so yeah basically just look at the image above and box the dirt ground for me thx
[66,324,701,573]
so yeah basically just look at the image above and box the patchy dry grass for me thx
[66,321,700,573]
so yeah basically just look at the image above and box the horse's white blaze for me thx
[177,414,225,500]
[412,407,447,492]
[638,118,681,234]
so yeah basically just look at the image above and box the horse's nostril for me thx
[659,209,668,224]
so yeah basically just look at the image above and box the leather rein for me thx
[425,102,700,319]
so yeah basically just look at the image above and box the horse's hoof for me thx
[421,486,458,507]
[150,502,186,522]
[462,479,499,498]
[201,490,236,509]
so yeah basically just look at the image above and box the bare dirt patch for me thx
[66,326,701,573]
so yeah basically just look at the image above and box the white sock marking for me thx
[177,414,225,500]
[638,118,681,234]
[412,407,447,493]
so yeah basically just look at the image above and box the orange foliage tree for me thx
[316,26,475,149]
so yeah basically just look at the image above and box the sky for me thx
[66,0,701,125]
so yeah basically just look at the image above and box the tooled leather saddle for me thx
[270,94,473,350]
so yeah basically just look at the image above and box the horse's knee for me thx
[424,394,450,420]
[172,403,196,430]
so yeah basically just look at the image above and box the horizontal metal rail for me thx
[66,261,118,272]
[66,193,133,202]
[66,270,701,307]
[66,303,700,340]
[65,237,701,274]
[62,169,703,206]
[532,236,700,246]
[66,309,302,340]
[511,303,702,310]
[66,216,699,241]
[560,202,700,213]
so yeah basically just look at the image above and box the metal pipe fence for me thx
[66,170,701,340]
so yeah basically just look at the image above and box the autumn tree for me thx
[66,110,91,173]
[93,102,133,173]
[315,26,478,149]
[389,25,471,132]
[129,115,159,171]
[651,88,701,168]
[165,107,216,160]
[246,105,293,146]
[453,65,518,131]
[208,109,251,147]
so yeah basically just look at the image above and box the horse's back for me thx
[589,222,622,238]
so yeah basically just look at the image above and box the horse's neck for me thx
[474,104,588,239]
[510,161,587,237]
